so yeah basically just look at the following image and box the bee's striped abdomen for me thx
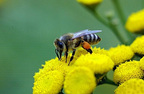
[82,34,101,44]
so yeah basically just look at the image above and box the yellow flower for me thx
[115,78,144,94]
[74,47,108,60]
[74,53,114,74]
[125,9,144,33]
[92,47,109,56]
[64,67,96,94]
[108,45,134,65]
[74,48,88,60]
[140,56,144,71]
[113,61,144,84]
[33,70,64,94]
[34,55,79,82]
[77,0,103,5]
[34,58,67,82]
[140,56,144,62]
[130,35,144,55]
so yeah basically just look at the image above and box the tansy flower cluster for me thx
[33,47,115,94]
[33,1,144,94]
[33,36,144,94]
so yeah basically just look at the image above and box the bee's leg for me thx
[65,47,68,63]
[55,49,60,60]
[86,48,92,54]
[82,41,93,54]
[65,50,68,63]
[68,49,76,66]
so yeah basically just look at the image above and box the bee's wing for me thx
[72,29,102,39]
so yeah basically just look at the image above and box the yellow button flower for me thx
[130,35,144,55]
[74,53,114,74]
[92,47,109,56]
[115,78,144,94]
[113,61,144,84]
[74,47,109,60]
[140,56,144,71]
[44,58,67,73]
[74,47,88,60]
[125,9,144,33]
[77,0,103,5]
[140,56,144,62]
[33,70,64,94]
[108,45,134,65]
[34,58,68,82]
[64,67,96,94]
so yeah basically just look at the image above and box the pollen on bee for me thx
[83,41,91,50]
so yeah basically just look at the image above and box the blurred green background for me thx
[0,0,143,94]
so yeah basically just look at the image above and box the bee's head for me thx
[54,39,64,60]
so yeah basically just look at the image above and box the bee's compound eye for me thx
[58,42,63,48]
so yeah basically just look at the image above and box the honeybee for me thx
[54,29,102,65]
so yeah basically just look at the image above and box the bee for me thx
[54,29,102,65]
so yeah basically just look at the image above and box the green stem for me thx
[94,11,126,44]
[112,0,135,44]
[112,0,125,25]
[84,5,126,44]
[93,11,109,27]
[59,91,64,94]
[58,89,64,94]
[98,75,118,86]
[132,54,143,61]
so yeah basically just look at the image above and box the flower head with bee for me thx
[33,0,144,94]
